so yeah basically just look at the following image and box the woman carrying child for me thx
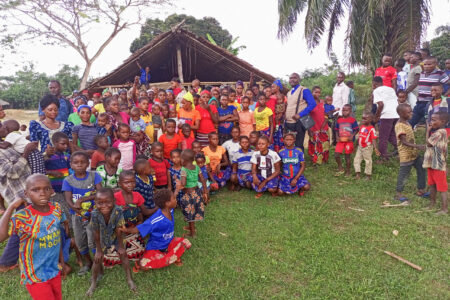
[308,86,330,165]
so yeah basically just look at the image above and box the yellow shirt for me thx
[228,102,241,112]
[395,121,418,163]
[141,113,155,143]
[254,107,273,131]
[94,103,105,114]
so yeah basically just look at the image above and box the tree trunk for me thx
[79,61,92,90]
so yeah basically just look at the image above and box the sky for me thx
[1,0,449,81]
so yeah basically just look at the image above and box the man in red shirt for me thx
[375,54,397,90]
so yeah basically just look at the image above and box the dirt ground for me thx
[3,109,38,126]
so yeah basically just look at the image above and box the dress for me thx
[278,147,309,194]
[29,120,73,153]
[250,150,281,192]
[308,102,330,164]
[202,145,231,187]
[180,166,205,222]
[168,167,183,205]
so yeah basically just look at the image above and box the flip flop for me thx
[395,196,409,203]
[132,262,140,273]
[254,193,263,199]
[417,192,430,198]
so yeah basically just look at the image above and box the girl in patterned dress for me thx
[167,149,183,206]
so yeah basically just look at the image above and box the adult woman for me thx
[308,86,329,165]
[196,90,219,147]
[178,92,201,137]
[29,94,73,153]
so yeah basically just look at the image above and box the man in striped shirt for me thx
[410,57,449,127]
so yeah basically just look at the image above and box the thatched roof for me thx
[0,99,10,106]
[89,23,275,89]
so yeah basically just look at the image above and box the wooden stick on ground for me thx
[348,207,365,212]
[380,203,409,208]
[380,249,422,271]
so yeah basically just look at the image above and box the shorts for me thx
[335,141,354,154]
[427,168,448,192]
[26,273,62,300]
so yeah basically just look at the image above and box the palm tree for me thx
[277,0,431,70]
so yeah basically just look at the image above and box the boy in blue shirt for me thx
[136,61,151,88]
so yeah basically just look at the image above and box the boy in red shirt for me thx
[158,119,181,160]
[375,54,397,89]
[353,112,380,180]
[334,104,359,176]
[148,142,170,189]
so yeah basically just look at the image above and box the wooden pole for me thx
[176,44,184,83]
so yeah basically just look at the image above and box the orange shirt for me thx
[238,110,255,137]
[159,134,182,159]
[178,108,201,138]
[202,145,226,171]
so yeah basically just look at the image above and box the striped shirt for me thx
[44,152,71,193]
[250,150,281,179]
[418,69,449,102]
[279,147,304,178]
[232,149,254,173]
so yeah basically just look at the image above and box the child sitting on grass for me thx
[91,135,109,170]
[278,133,310,196]
[353,112,380,180]
[133,159,157,217]
[394,104,427,202]
[96,147,122,189]
[149,142,170,189]
[0,175,68,300]
[222,126,241,162]
[121,188,191,271]
[203,132,231,188]
[231,135,254,191]
[334,104,359,176]
[180,149,208,236]
[86,187,136,296]
[423,111,448,214]
[251,135,281,198]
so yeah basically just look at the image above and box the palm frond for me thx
[277,0,308,40]
[326,0,348,53]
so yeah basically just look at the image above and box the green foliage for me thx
[429,26,450,70]
[206,33,246,56]
[0,64,80,109]
[130,14,233,53]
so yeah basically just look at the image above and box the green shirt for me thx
[68,112,96,125]
[96,165,123,189]
[181,165,200,188]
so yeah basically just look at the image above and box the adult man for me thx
[373,77,399,162]
[38,80,73,122]
[444,59,450,95]
[410,57,449,128]
[332,72,350,116]
[375,54,397,89]
[405,52,423,109]
[285,73,316,150]
[0,120,36,271]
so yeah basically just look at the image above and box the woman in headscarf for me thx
[178,92,201,137]
[196,90,219,147]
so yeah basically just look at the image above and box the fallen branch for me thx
[348,207,365,212]
[381,203,409,208]
[379,249,422,271]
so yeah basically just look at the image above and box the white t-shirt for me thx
[373,86,399,119]
[4,132,30,153]
[250,149,281,179]
[222,139,241,161]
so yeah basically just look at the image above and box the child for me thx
[249,131,260,150]
[231,136,254,191]
[161,103,170,120]
[86,188,136,296]
[130,107,147,133]
[423,111,448,214]
[195,153,212,192]
[0,175,67,300]
[72,105,100,155]
[152,104,164,139]
[334,104,359,176]
[238,96,255,137]
[278,133,310,196]
[91,135,108,170]
[228,89,241,111]
[121,188,191,271]
[180,123,195,150]
[96,112,112,142]
[68,97,96,125]
[251,136,281,198]
[167,149,183,205]
[353,113,380,180]
[273,93,286,151]
[397,90,408,104]
[137,97,156,143]
[222,126,241,163]
[168,106,179,131]
[395,58,408,91]
[149,142,170,189]
[203,132,231,188]
[96,147,123,189]
[158,119,182,159]
[254,93,274,142]
[324,95,337,120]
[345,81,357,115]
[426,83,450,135]
[394,103,427,202]
[218,95,239,144]
[112,123,136,171]
[133,159,157,216]
[180,149,208,236]
[62,151,103,275]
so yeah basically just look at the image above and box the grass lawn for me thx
[0,119,448,299]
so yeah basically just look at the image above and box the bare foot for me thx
[128,279,137,292]
[174,258,183,266]
[435,210,448,215]
[86,282,97,297]
[255,193,263,199]
[355,173,360,180]
[364,175,371,181]
[345,170,351,176]
[0,264,18,273]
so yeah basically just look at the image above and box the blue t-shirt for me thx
[44,151,71,193]
[137,208,174,251]
[62,171,102,217]
[324,103,335,114]
[73,124,99,150]
[140,68,151,84]
[218,105,236,135]
[444,70,450,94]
[134,175,155,209]
[130,118,147,133]
[279,147,304,178]
[9,203,65,285]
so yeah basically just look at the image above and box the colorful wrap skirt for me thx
[308,131,329,165]
[252,174,279,193]
[139,237,191,270]
[213,166,231,187]
[180,189,205,222]
[103,233,146,267]
[278,174,309,194]
[237,170,253,187]
[196,132,210,148]
[272,124,284,152]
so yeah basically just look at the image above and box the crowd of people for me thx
[0,48,448,299]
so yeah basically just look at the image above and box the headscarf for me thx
[182,92,195,109]
[200,90,211,96]
[102,88,109,96]
[93,93,101,98]
[166,89,174,94]
[236,80,244,88]
[273,79,283,90]
[77,105,91,113]
[118,89,127,95]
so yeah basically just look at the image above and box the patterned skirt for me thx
[180,189,205,222]
[139,237,191,270]
[27,149,46,174]
[252,174,279,193]
[237,171,253,187]
[308,131,329,165]
[103,233,146,267]
[213,166,232,187]
[196,132,210,148]
[273,125,284,152]
[279,174,309,194]
[135,134,152,158]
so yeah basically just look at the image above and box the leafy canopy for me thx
[428,25,450,70]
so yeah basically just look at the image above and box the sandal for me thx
[417,191,430,198]
[395,196,409,203]
[334,170,345,177]
[254,193,263,199]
